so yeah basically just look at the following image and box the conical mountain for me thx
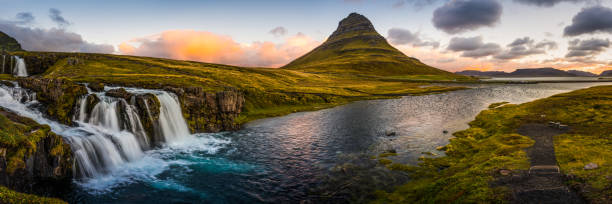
[283,13,452,76]
[0,31,23,52]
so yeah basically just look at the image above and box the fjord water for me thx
[1,82,610,203]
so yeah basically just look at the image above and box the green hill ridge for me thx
[0,31,23,52]
[283,13,452,76]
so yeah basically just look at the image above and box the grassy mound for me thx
[373,85,612,203]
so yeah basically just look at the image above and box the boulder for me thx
[106,88,133,100]
[0,108,72,195]
[87,82,105,92]
[134,93,161,145]
[17,78,87,124]
[165,86,244,133]
[0,80,15,87]
[385,131,396,136]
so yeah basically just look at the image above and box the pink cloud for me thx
[119,30,320,68]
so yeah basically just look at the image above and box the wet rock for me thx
[17,77,87,124]
[165,86,244,133]
[87,82,105,92]
[0,80,15,87]
[443,130,448,134]
[106,88,134,100]
[0,108,73,194]
[584,162,598,170]
[134,93,161,145]
[385,131,396,136]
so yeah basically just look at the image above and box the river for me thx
[2,82,610,203]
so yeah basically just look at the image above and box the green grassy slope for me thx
[0,31,23,52]
[283,13,458,78]
[372,85,612,203]
[15,51,465,123]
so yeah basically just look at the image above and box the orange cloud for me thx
[119,30,320,67]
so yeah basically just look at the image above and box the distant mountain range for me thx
[456,68,609,77]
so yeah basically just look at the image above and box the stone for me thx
[385,131,396,136]
[584,162,599,170]
[17,78,87,124]
[0,80,15,87]
[106,88,134,100]
[443,130,449,134]
[88,82,105,92]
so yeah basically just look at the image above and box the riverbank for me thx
[373,85,612,203]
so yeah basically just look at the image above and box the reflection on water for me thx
[69,82,612,203]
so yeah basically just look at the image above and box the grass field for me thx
[373,85,612,203]
[12,51,470,123]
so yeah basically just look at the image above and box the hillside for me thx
[0,31,23,52]
[4,51,465,123]
[283,13,458,78]
[601,70,612,76]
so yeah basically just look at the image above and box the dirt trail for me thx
[500,124,585,204]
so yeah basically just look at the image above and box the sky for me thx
[0,0,611,73]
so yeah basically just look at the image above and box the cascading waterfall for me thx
[12,56,27,77]
[156,92,192,143]
[0,83,194,180]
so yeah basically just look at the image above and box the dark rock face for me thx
[165,86,244,133]
[329,13,377,40]
[17,78,88,125]
[106,88,134,101]
[87,82,105,92]
[133,93,161,144]
[0,109,72,195]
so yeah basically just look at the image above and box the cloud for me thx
[513,0,593,7]
[565,38,610,58]
[493,37,557,60]
[15,12,34,25]
[0,14,114,53]
[432,0,502,34]
[563,6,612,36]
[387,28,439,48]
[49,8,70,27]
[269,26,288,37]
[447,36,501,58]
[393,0,440,9]
[119,30,320,67]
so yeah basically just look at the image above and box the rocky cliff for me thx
[0,108,72,195]
[165,86,244,133]
[18,78,88,125]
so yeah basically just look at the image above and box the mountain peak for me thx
[282,13,455,77]
[329,13,376,40]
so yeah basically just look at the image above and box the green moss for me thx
[374,85,612,203]
[0,186,66,204]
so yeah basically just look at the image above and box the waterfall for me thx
[0,83,195,180]
[156,92,192,143]
[13,56,27,77]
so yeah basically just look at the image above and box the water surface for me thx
[61,82,612,203]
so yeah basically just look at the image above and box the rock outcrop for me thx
[106,88,133,100]
[164,86,244,132]
[0,108,72,195]
[133,93,161,144]
[17,78,88,125]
